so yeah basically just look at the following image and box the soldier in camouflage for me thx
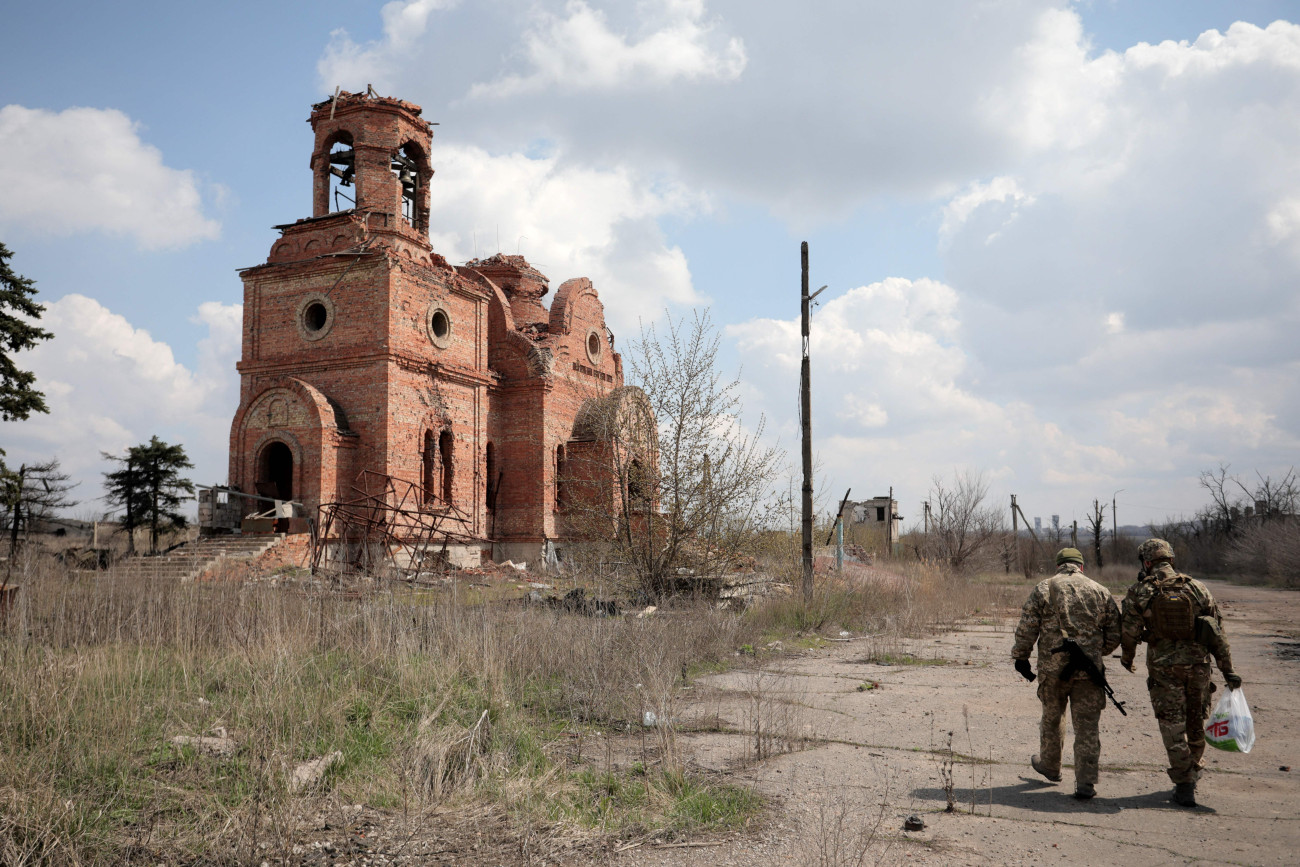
[1012,547,1121,799]
[1120,538,1242,807]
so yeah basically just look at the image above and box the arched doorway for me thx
[257,441,294,501]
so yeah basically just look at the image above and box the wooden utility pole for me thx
[800,242,825,604]
[1011,494,1019,573]
[1112,489,1122,560]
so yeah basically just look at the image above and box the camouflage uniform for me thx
[1012,562,1121,787]
[1120,562,1234,786]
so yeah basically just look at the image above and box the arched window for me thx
[327,134,355,213]
[627,458,646,505]
[421,430,436,504]
[391,142,421,228]
[439,430,454,503]
[555,444,566,510]
[485,442,497,511]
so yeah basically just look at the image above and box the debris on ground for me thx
[171,727,236,758]
[290,751,344,794]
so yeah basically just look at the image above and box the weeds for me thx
[0,561,749,864]
[935,729,956,813]
[801,762,897,867]
[0,543,1007,863]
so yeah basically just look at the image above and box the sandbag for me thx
[1205,687,1255,753]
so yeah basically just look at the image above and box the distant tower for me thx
[228,91,464,533]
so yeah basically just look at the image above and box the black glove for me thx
[1014,659,1036,682]
[1224,671,1242,690]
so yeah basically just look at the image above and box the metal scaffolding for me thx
[310,470,479,579]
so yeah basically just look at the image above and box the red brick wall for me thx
[228,94,627,556]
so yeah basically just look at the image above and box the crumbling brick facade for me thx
[228,91,624,563]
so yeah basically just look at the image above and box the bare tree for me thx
[1199,463,1239,536]
[1087,499,1106,568]
[920,470,1003,572]
[1233,467,1298,519]
[1,458,78,576]
[565,311,785,597]
[1225,516,1300,588]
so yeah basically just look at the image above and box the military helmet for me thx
[1055,547,1085,566]
[1138,538,1175,563]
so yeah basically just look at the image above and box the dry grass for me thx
[0,550,1005,864]
[747,559,1015,649]
[0,558,749,864]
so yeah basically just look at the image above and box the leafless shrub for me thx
[915,471,1004,573]
[740,662,808,764]
[801,768,895,867]
[562,310,786,599]
[1224,517,1300,588]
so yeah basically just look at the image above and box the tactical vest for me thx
[1147,578,1197,641]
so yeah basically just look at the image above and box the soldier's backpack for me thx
[1147,578,1197,641]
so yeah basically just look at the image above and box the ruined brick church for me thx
[225,91,626,564]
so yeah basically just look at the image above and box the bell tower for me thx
[308,90,434,244]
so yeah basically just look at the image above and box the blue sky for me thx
[2,1,1299,531]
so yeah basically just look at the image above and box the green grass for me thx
[559,768,761,835]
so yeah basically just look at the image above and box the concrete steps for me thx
[113,534,287,582]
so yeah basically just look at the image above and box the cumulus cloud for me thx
[0,105,220,249]
[728,272,1300,520]
[317,1,1071,216]
[0,296,242,505]
[317,0,461,93]
[306,2,1300,518]
[467,0,746,98]
[728,278,1114,501]
[427,143,705,329]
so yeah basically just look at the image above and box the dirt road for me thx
[623,581,1300,866]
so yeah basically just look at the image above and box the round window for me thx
[586,329,603,364]
[303,302,328,332]
[426,303,452,349]
[296,292,336,342]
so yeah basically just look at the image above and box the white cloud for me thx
[939,176,1034,244]
[427,143,706,329]
[305,3,1300,519]
[318,0,461,92]
[467,0,746,99]
[0,105,220,249]
[979,7,1122,153]
[726,271,1300,521]
[0,295,242,505]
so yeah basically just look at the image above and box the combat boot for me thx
[1030,755,1061,782]
[1172,782,1197,807]
[1074,783,1095,800]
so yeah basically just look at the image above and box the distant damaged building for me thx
[848,495,902,551]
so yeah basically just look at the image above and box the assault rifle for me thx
[1051,637,1127,716]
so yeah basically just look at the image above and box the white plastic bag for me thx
[1205,687,1255,753]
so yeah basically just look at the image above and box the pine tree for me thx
[103,437,195,554]
[0,241,53,424]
